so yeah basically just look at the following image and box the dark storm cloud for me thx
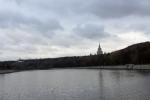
[17,0,150,18]
[0,11,63,36]
[85,0,150,18]
[73,24,111,40]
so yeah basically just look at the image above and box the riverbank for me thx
[75,64,150,70]
[0,70,20,74]
[0,64,150,74]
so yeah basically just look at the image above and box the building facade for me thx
[97,43,103,55]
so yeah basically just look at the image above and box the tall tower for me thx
[97,43,103,55]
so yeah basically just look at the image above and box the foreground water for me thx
[0,69,150,100]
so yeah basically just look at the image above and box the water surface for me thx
[0,69,150,100]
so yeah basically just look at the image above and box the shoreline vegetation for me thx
[1,64,150,74]
[0,41,150,74]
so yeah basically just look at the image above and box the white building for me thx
[97,43,103,55]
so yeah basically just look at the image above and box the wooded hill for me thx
[0,41,150,70]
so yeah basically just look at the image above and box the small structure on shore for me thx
[97,43,103,55]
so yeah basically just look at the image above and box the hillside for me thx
[110,41,150,64]
[0,41,149,70]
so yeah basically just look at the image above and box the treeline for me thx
[0,41,150,70]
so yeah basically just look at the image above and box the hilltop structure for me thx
[97,43,103,55]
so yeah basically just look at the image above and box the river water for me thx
[0,69,150,100]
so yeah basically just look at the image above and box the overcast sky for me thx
[0,0,150,60]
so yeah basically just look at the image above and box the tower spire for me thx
[97,43,103,55]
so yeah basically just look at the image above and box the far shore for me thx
[0,70,19,74]
[0,64,150,74]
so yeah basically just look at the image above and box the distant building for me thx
[17,58,24,63]
[97,43,103,55]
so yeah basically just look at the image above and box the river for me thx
[0,69,150,100]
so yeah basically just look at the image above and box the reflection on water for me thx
[0,69,150,100]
